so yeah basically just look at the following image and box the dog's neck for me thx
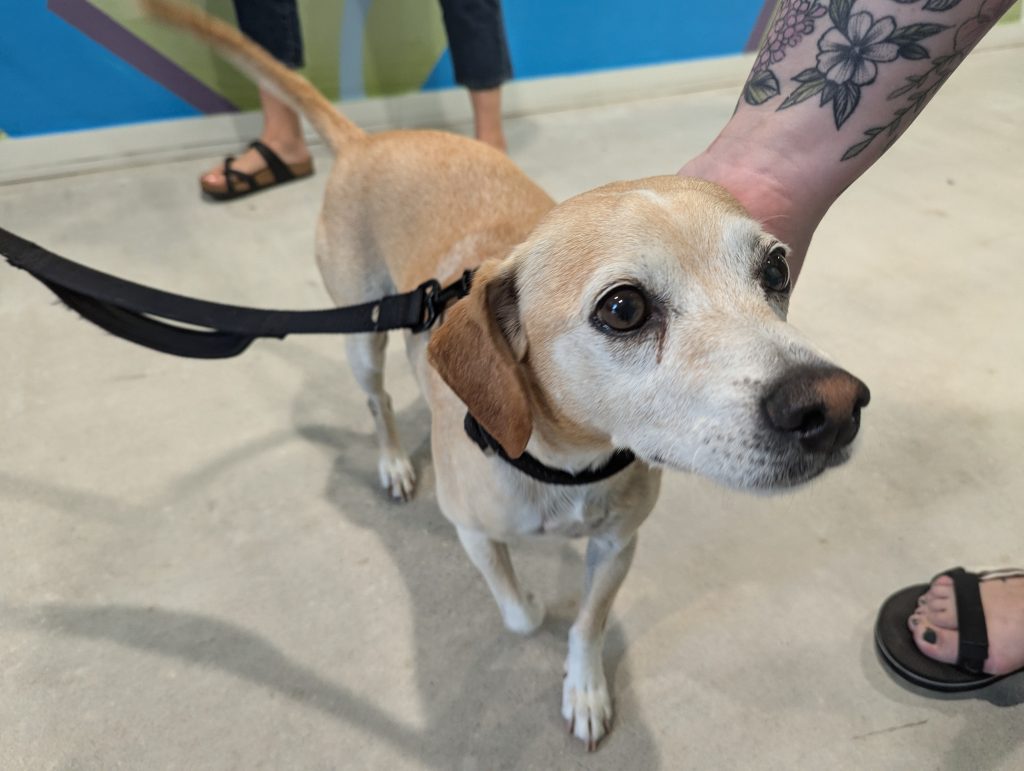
[463,412,633,486]
[528,427,614,475]
[524,414,621,476]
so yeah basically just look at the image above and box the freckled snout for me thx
[763,366,870,453]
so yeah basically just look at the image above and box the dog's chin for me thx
[639,443,855,494]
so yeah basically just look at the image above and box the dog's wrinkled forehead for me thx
[513,176,768,317]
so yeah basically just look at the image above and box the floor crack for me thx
[852,719,928,741]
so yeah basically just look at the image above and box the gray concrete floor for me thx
[2,44,1023,770]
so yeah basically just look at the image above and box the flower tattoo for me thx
[816,12,900,85]
[742,0,1010,160]
[776,0,947,128]
[842,0,1013,159]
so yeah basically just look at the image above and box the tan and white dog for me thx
[147,1,869,750]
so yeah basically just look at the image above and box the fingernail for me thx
[923,628,937,644]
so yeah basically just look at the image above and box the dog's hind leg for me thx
[456,525,545,635]
[316,217,415,501]
[346,332,416,501]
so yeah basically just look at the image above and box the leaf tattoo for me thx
[743,0,1006,160]
[842,0,1009,159]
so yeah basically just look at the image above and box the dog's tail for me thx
[142,0,365,154]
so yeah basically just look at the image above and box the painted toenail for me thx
[923,628,937,644]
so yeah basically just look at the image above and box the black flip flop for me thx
[202,139,313,201]
[875,566,1024,692]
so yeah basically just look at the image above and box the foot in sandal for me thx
[200,137,312,200]
[876,567,1024,691]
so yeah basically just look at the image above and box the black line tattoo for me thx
[742,0,1019,161]
[743,1,829,106]
[842,0,1014,158]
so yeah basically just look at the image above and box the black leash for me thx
[0,227,473,359]
[464,413,636,485]
[1,226,635,485]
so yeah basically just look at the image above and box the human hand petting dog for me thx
[679,0,1013,286]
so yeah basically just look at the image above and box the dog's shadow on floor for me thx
[9,339,659,766]
[285,341,661,765]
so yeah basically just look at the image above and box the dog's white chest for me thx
[529,487,614,538]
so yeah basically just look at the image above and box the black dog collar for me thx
[463,413,636,486]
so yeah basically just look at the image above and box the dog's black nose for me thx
[763,366,870,453]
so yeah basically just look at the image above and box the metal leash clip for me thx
[411,270,475,333]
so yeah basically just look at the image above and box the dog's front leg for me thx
[456,525,546,635]
[564,532,637,751]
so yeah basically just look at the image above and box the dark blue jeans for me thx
[438,0,512,90]
[233,0,304,68]
[233,0,512,87]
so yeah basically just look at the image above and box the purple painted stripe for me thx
[744,0,778,52]
[47,0,237,114]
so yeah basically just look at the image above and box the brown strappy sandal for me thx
[201,140,314,201]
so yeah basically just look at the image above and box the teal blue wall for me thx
[1,0,766,138]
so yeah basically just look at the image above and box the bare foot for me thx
[908,571,1024,676]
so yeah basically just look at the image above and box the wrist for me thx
[679,127,837,284]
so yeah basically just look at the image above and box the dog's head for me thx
[428,176,869,490]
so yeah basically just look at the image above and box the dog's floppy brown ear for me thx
[428,260,531,458]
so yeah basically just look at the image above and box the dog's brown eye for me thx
[594,285,648,333]
[761,246,790,294]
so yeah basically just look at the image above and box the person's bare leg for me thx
[201,86,310,188]
[469,87,507,153]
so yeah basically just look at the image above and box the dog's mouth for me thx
[742,445,853,491]
[638,439,855,492]
[619,376,866,492]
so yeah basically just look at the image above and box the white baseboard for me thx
[0,53,753,185]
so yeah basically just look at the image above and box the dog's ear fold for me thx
[427,259,531,458]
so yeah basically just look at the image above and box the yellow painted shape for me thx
[91,0,343,108]
[363,0,447,96]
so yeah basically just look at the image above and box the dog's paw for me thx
[378,452,415,501]
[501,591,546,635]
[562,661,612,751]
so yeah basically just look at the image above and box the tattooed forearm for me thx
[842,0,1015,158]
[747,0,949,125]
[743,0,1015,160]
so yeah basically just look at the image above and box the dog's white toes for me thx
[378,453,416,501]
[562,667,612,750]
[501,591,546,635]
